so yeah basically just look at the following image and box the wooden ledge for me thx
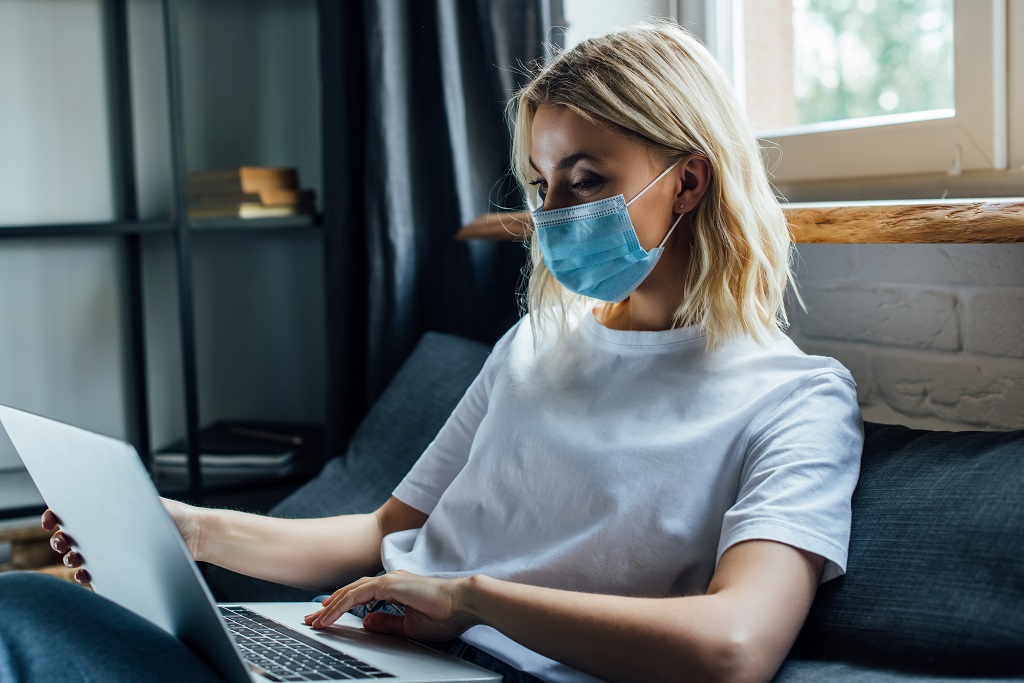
[457,198,1024,244]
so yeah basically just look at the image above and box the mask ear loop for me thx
[624,161,679,207]
[625,160,688,251]
[657,211,686,250]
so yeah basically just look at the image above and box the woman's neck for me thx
[594,224,691,332]
[594,293,674,331]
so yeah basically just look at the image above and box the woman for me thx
[7,22,861,683]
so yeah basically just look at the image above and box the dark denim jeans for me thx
[0,572,221,682]
[0,572,544,683]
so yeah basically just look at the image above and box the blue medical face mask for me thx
[532,163,685,303]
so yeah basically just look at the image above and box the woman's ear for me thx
[673,155,712,214]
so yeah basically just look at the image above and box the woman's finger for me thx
[361,611,405,637]
[321,577,374,602]
[41,509,59,532]
[305,576,378,624]
[311,580,386,629]
[321,576,377,611]
[50,531,70,554]
[310,590,363,628]
[63,550,83,568]
[42,509,92,585]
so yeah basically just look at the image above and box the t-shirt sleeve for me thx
[717,369,863,583]
[391,320,521,515]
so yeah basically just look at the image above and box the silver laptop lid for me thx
[0,404,252,683]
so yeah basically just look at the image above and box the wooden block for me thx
[33,564,87,586]
[12,539,59,570]
[0,525,49,544]
[0,522,63,571]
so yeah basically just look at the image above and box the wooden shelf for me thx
[457,198,1024,244]
[783,199,1024,244]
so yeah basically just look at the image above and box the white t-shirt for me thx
[383,311,863,683]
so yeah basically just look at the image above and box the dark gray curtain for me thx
[320,0,548,450]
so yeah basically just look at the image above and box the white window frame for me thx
[676,0,1009,184]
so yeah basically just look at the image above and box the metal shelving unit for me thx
[0,0,332,519]
[157,0,330,503]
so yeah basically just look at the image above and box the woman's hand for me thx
[43,498,203,585]
[159,497,204,562]
[42,509,90,585]
[304,570,479,643]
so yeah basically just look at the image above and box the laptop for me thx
[0,404,501,683]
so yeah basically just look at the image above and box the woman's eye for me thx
[571,174,604,194]
[529,175,602,204]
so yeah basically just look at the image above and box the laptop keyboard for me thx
[220,606,395,681]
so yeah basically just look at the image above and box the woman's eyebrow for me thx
[528,152,600,173]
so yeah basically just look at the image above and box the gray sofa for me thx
[205,332,1024,681]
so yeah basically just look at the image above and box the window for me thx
[691,0,1009,183]
[559,0,1018,189]
[741,0,953,131]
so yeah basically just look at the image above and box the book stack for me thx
[152,422,303,484]
[186,166,316,220]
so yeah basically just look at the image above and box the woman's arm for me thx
[192,496,428,591]
[307,539,822,683]
[46,496,427,591]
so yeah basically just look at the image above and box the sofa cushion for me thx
[773,658,1023,682]
[204,331,492,602]
[794,423,1024,675]
[272,331,492,520]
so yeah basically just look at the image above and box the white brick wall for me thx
[786,244,1024,431]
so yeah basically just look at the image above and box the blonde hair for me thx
[509,21,798,348]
